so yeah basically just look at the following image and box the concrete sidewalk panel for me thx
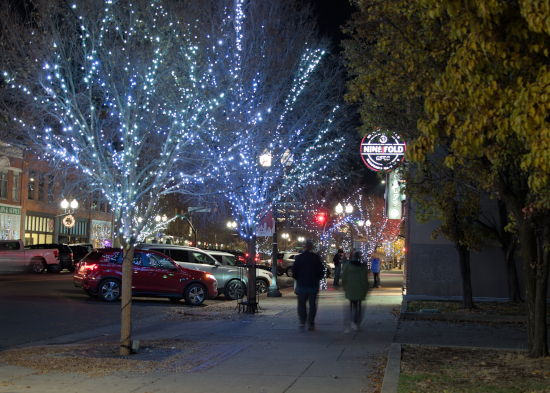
[285,375,366,393]
[132,373,297,393]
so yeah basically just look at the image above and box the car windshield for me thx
[277,253,284,259]
[82,251,103,262]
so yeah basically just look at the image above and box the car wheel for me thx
[98,278,121,302]
[286,267,293,277]
[168,297,182,303]
[47,264,62,274]
[30,258,46,274]
[184,283,206,306]
[256,279,269,294]
[225,280,245,300]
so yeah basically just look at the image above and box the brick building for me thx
[0,149,114,247]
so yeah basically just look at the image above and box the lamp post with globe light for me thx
[60,198,79,242]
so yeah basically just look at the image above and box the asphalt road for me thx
[0,270,402,350]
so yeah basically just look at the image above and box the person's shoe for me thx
[351,323,362,331]
[343,326,352,333]
[307,324,315,331]
[299,323,306,331]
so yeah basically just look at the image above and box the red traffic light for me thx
[315,213,327,225]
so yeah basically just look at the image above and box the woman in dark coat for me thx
[341,250,369,331]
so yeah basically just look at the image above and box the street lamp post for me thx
[60,198,79,243]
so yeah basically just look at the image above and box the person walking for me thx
[342,250,369,331]
[332,249,344,288]
[371,252,381,288]
[293,239,325,331]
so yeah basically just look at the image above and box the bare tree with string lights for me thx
[0,0,236,354]
[200,0,354,309]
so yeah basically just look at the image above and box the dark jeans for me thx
[373,272,380,287]
[350,300,362,324]
[333,264,341,286]
[297,291,318,326]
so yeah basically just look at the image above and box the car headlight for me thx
[206,273,216,281]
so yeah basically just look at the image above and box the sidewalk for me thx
[0,286,403,393]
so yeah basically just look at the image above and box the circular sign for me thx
[360,130,406,171]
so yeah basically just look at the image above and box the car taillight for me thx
[54,250,59,257]
[85,263,98,271]
[277,259,283,266]
[70,253,74,260]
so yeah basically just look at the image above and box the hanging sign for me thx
[256,209,274,237]
[385,170,405,220]
[360,130,406,171]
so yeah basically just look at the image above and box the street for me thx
[0,271,403,350]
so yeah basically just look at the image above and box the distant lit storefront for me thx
[91,219,112,248]
[24,212,54,245]
[0,203,21,240]
[59,217,89,244]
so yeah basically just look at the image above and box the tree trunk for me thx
[245,233,257,313]
[500,241,523,303]
[456,244,475,309]
[497,199,523,303]
[532,213,549,358]
[493,173,548,357]
[120,244,135,356]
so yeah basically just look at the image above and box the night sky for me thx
[313,0,356,51]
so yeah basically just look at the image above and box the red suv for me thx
[74,248,218,306]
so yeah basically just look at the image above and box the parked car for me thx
[203,249,273,294]
[276,252,301,277]
[74,248,218,305]
[138,244,271,300]
[26,243,74,272]
[0,239,59,274]
[69,243,93,269]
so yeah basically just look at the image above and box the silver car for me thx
[204,250,273,294]
[137,244,271,300]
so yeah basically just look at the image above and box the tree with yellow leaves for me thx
[406,0,550,358]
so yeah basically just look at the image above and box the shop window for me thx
[12,173,19,202]
[28,171,36,200]
[38,172,45,202]
[0,171,7,199]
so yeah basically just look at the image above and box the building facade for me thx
[0,151,114,247]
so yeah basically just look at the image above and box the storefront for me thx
[91,219,112,248]
[59,216,89,244]
[0,203,21,240]
[24,212,54,245]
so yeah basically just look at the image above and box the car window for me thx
[277,253,283,259]
[191,251,215,265]
[0,242,20,250]
[289,255,295,260]
[132,254,143,266]
[149,248,167,257]
[223,255,237,266]
[148,253,176,269]
[108,253,121,263]
[170,249,191,262]
[212,255,223,264]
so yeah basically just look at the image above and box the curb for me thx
[399,300,550,323]
[381,343,401,393]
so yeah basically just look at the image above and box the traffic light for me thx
[315,213,327,225]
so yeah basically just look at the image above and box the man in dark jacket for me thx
[293,239,325,331]
[332,249,344,287]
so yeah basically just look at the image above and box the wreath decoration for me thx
[63,214,76,228]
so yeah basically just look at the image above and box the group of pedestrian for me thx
[292,240,382,333]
